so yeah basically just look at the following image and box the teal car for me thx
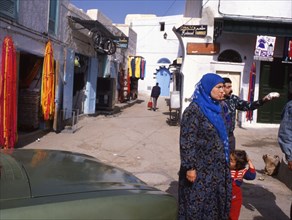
[0,149,177,219]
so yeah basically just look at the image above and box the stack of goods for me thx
[18,90,40,130]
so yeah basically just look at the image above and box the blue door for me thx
[156,67,170,96]
[63,48,74,119]
[84,57,98,114]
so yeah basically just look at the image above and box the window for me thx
[218,49,242,63]
[160,22,165,31]
[0,0,18,20]
[48,0,58,35]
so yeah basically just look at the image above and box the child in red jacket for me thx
[229,150,256,220]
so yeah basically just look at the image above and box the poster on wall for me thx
[254,35,276,62]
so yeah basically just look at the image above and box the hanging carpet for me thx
[0,36,17,149]
[41,40,55,121]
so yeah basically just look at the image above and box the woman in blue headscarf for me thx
[178,73,232,220]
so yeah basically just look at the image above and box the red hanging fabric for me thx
[0,36,17,149]
[246,62,256,122]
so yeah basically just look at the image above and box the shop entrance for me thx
[18,52,43,131]
[73,54,89,115]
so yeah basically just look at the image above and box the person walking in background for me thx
[229,150,256,220]
[150,82,161,111]
[178,73,232,220]
[222,77,279,151]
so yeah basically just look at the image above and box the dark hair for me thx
[222,77,232,84]
[231,150,248,170]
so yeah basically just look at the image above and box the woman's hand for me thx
[186,169,197,183]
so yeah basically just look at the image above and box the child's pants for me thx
[229,185,242,220]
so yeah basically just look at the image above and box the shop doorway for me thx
[18,52,43,131]
[73,54,89,115]
[258,58,290,123]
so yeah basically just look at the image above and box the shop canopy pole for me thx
[41,40,55,121]
[0,36,17,149]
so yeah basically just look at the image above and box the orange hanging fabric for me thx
[41,40,55,121]
[0,36,17,149]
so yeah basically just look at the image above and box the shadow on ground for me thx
[242,182,289,220]
[16,130,49,148]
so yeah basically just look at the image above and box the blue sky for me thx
[70,0,186,24]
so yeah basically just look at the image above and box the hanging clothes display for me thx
[128,56,146,80]
[140,58,146,79]
[0,36,17,149]
[41,40,55,121]
[246,62,256,122]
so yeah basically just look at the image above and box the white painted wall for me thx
[217,0,292,19]
[185,0,292,19]
[127,15,184,96]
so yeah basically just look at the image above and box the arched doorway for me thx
[156,66,171,96]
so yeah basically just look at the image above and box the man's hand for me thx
[262,92,280,102]
[186,169,197,183]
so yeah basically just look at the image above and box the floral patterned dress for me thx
[178,102,232,220]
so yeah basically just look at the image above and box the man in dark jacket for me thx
[222,77,279,151]
[151,83,161,111]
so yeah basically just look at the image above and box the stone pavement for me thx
[20,93,291,220]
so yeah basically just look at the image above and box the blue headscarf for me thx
[192,73,230,163]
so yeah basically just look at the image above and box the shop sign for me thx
[187,43,220,55]
[254,35,276,62]
[176,25,207,37]
[114,37,129,49]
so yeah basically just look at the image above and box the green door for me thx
[257,58,289,123]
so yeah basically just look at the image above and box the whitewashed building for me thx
[128,0,292,126]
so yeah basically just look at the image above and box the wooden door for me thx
[257,58,289,123]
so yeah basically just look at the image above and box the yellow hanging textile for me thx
[41,41,55,121]
[128,57,133,77]
[135,56,141,78]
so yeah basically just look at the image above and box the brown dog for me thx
[262,154,280,176]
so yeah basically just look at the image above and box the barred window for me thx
[218,49,242,63]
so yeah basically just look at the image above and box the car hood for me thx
[0,149,155,199]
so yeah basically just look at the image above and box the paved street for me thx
[21,93,291,220]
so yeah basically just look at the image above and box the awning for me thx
[215,17,292,38]
[68,16,115,39]
[68,16,128,52]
